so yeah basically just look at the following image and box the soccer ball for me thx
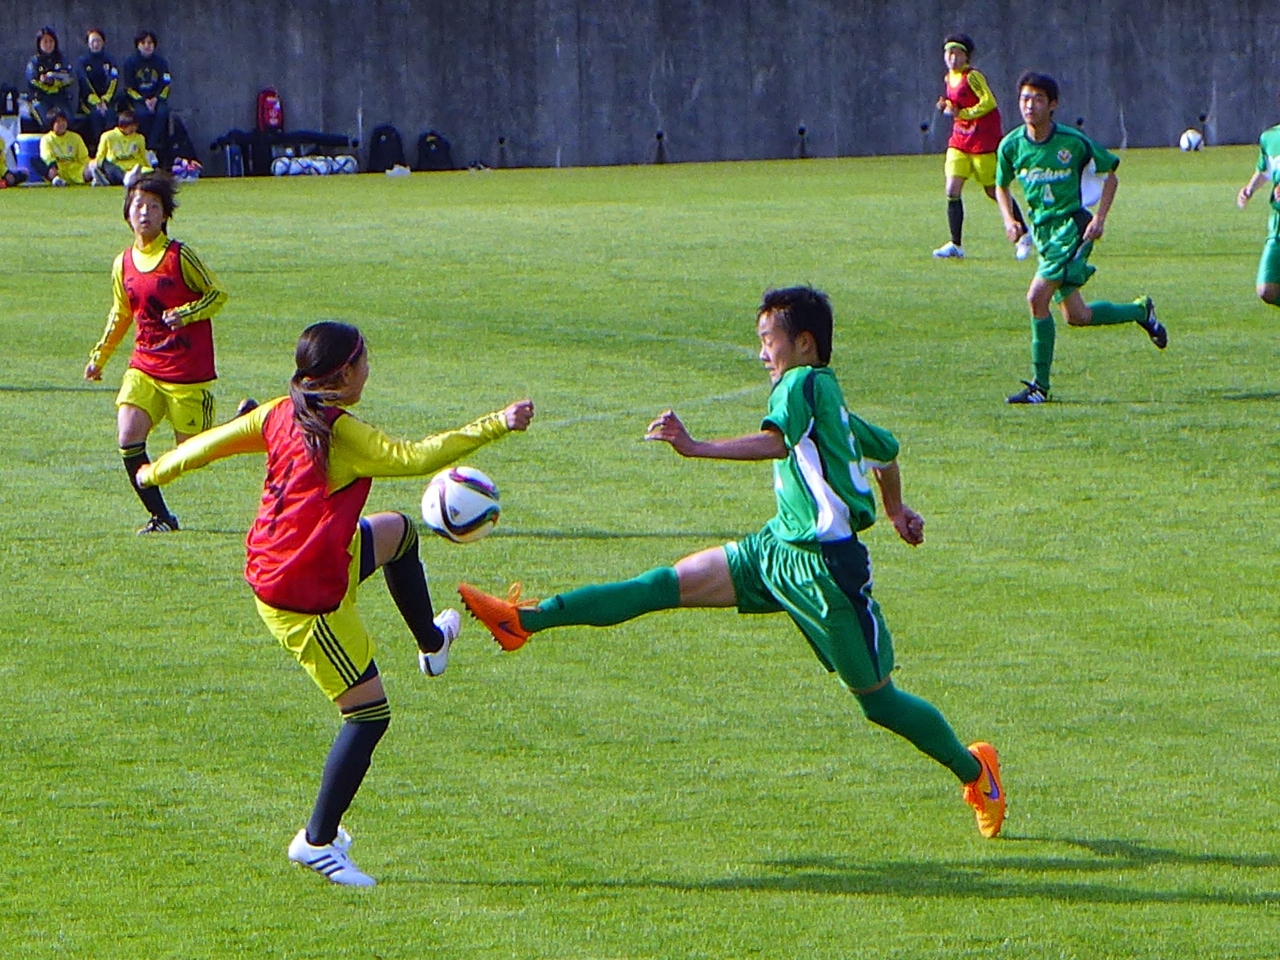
[1179,129,1204,152]
[271,156,290,176]
[421,466,500,543]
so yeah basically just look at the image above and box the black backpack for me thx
[416,130,454,171]
[368,125,405,172]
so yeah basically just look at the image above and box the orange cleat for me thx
[458,582,536,651]
[962,741,1006,839]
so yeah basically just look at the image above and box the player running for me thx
[932,33,1031,260]
[995,72,1168,404]
[1235,95,1280,310]
[83,171,229,532]
[460,286,1006,840]
[138,321,534,886]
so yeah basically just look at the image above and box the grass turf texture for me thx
[2,148,1279,958]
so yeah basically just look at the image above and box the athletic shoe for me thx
[962,741,1006,838]
[234,397,260,418]
[287,828,376,886]
[1015,233,1035,261]
[1136,296,1168,349]
[90,166,110,187]
[51,176,67,187]
[419,608,461,677]
[932,241,964,259]
[137,514,180,534]
[123,166,142,188]
[458,582,535,651]
[1005,380,1049,404]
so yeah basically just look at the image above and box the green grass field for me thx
[3,148,1279,959]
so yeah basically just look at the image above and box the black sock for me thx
[121,442,173,519]
[1009,196,1028,230]
[306,705,390,847]
[947,198,964,245]
[382,518,443,653]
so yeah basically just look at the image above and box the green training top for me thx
[762,365,899,545]
[997,123,1119,227]
[1255,123,1280,238]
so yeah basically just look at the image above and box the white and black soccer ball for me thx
[271,156,290,176]
[422,466,501,543]
[1179,128,1204,152]
[334,155,358,174]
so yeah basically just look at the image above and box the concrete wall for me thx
[3,1,1279,172]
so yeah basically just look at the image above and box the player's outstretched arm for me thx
[872,461,924,546]
[645,409,786,461]
[1238,171,1272,209]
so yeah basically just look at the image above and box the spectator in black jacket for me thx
[76,28,119,151]
[121,30,171,151]
[26,26,75,127]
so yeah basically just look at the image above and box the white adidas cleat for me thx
[419,608,461,677]
[932,241,964,259]
[288,827,376,886]
[1015,232,1035,261]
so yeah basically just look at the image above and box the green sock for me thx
[519,566,681,633]
[856,682,981,783]
[1086,300,1145,325]
[1031,315,1055,389]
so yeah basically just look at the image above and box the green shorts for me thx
[1257,238,1280,287]
[724,525,894,691]
[1034,209,1097,302]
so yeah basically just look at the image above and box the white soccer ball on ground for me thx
[271,156,290,176]
[421,466,501,543]
[1179,128,1204,152]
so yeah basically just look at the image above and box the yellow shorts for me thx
[117,368,216,437]
[944,148,997,187]
[255,527,374,701]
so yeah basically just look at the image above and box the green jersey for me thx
[1255,123,1280,238]
[996,123,1119,228]
[762,365,899,545]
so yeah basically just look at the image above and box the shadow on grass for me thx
[426,837,1280,906]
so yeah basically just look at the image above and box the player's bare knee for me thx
[1259,285,1280,305]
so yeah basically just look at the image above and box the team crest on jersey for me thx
[1057,148,1073,165]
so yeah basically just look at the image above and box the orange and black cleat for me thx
[458,582,536,651]
[962,741,1006,838]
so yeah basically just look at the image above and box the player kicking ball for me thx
[461,286,1006,840]
[995,72,1168,404]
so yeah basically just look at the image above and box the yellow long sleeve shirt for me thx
[145,396,512,494]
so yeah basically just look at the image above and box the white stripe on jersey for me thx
[791,417,853,542]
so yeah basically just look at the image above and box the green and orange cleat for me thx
[962,741,1006,838]
[458,582,536,651]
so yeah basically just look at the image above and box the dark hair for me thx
[86,28,105,44]
[35,26,59,53]
[134,29,158,47]
[290,322,366,471]
[123,170,178,230]
[944,33,975,56]
[758,285,833,366]
[46,106,67,125]
[117,108,137,125]
[1017,70,1060,104]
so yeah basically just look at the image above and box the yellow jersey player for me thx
[139,321,534,885]
[932,34,1031,260]
[33,107,91,185]
[89,108,152,186]
[84,171,229,532]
